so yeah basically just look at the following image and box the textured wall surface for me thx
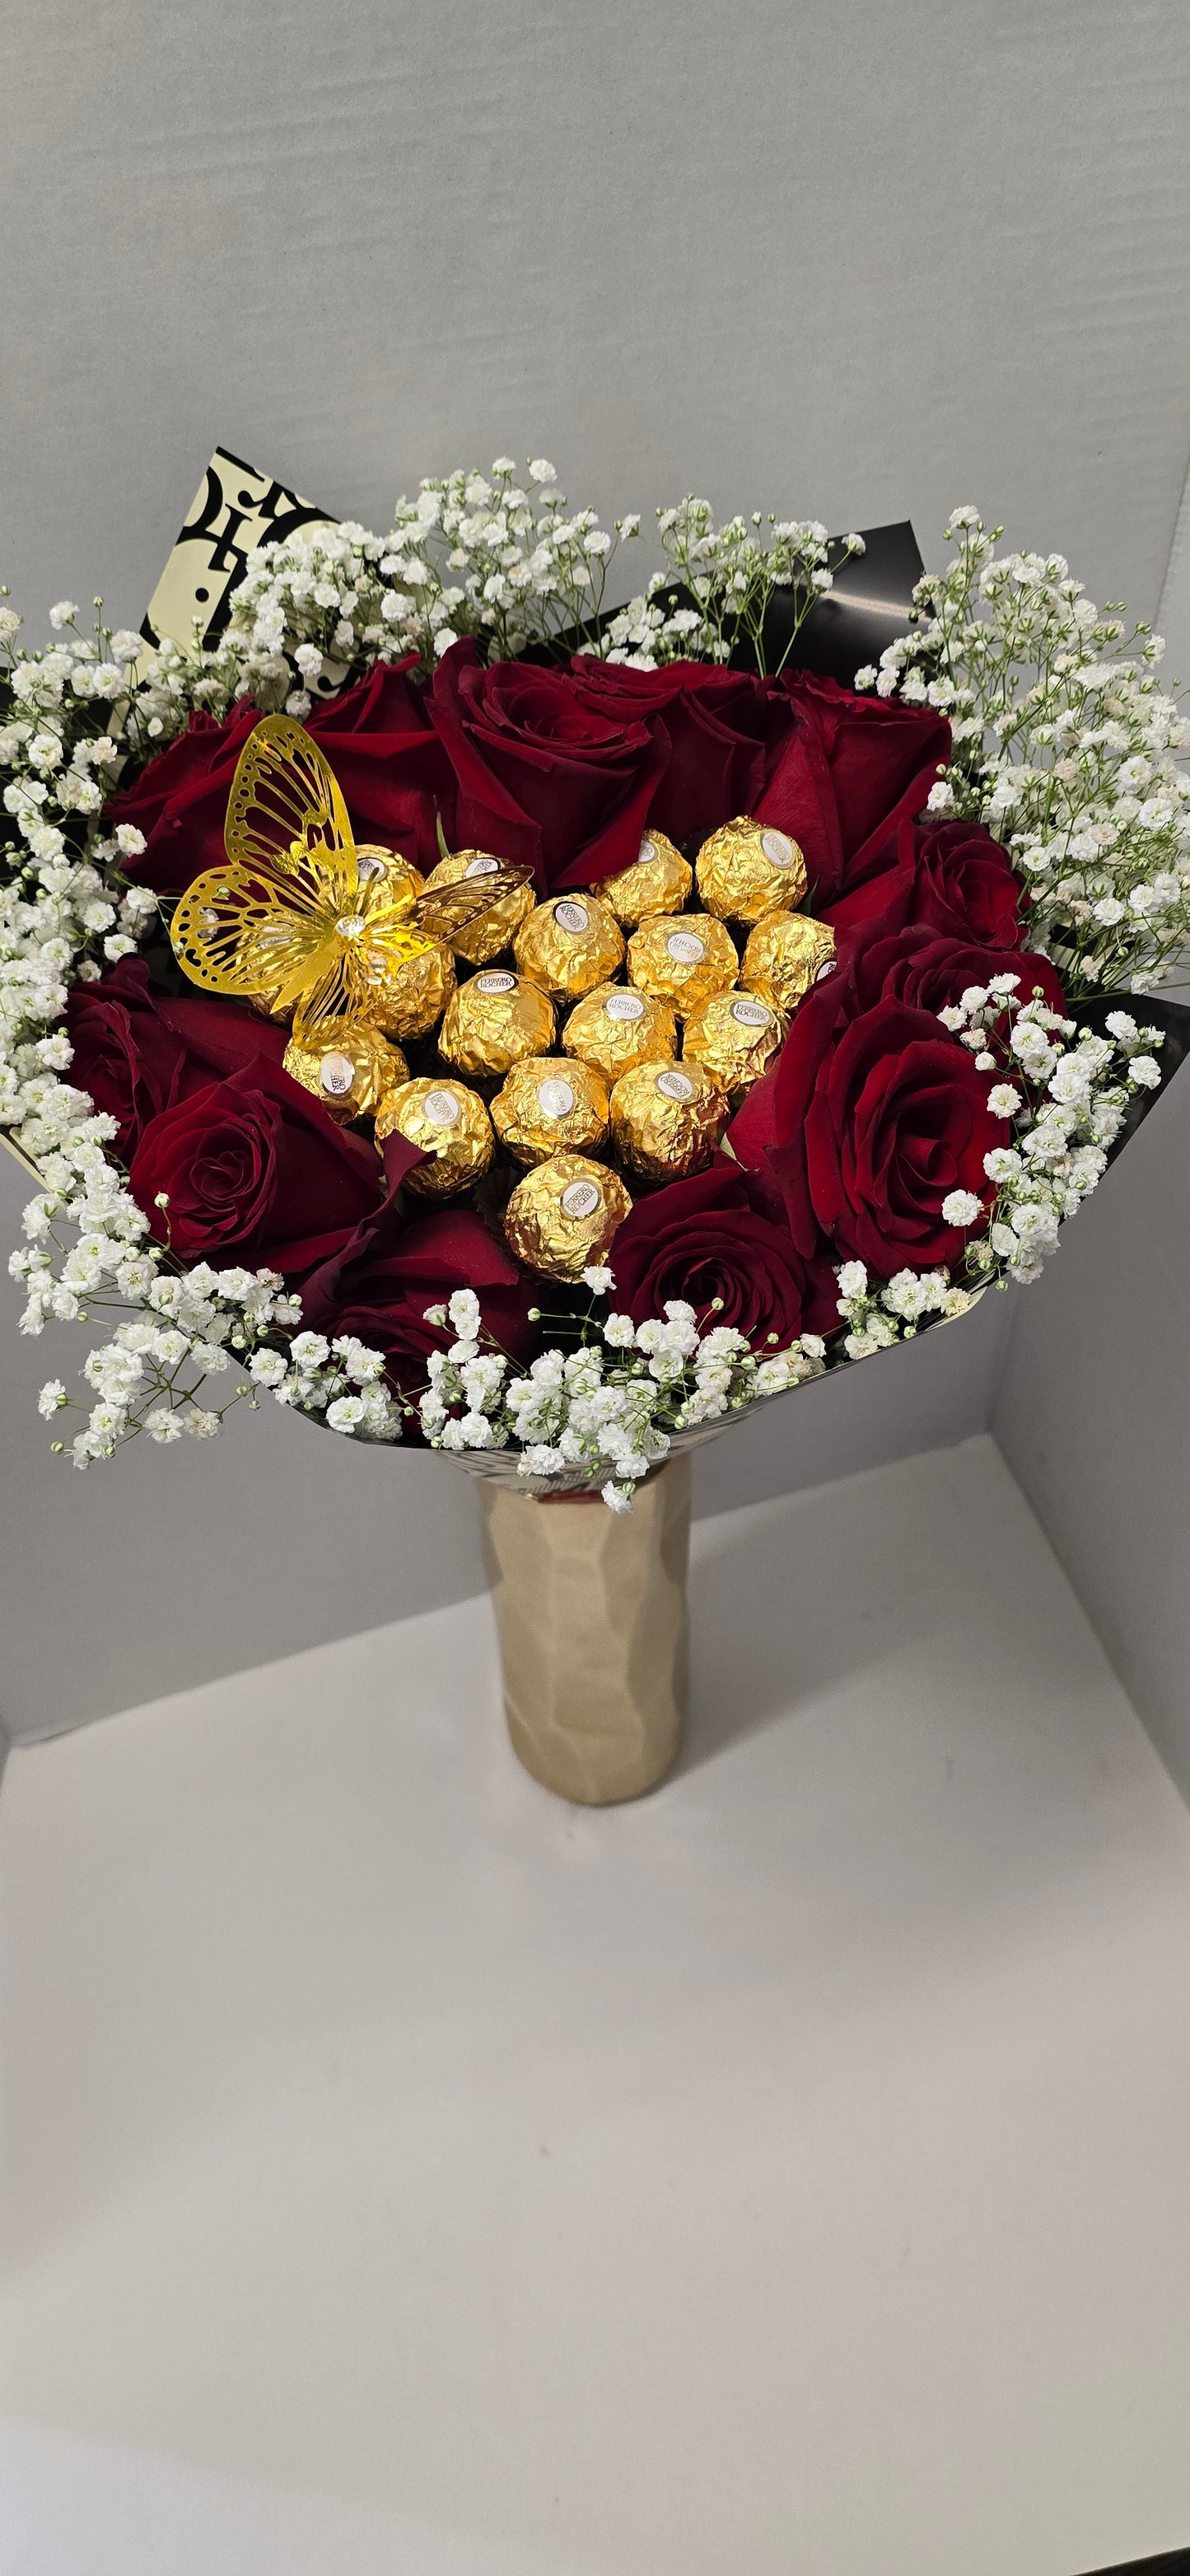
[2,0,1190,1745]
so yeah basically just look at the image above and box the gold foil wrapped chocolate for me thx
[439,968,556,1078]
[609,1058,729,1179]
[626,912,738,1014]
[366,936,456,1041]
[492,1056,610,1165]
[503,1153,632,1282]
[422,848,534,965]
[600,831,693,927]
[561,980,678,1085]
[682,990,786,1097]
[740,910,837,1013]
[353,845,425,906]
[695,815,809,923]
[514,893,625,1000]
[282,1020,408,1123]
[375,1076,494,1197]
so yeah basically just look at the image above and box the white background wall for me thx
[3,0,1190,1755]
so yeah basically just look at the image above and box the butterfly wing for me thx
[407,863,534,944]
[170,859,333,1009]
[225,713,357,909]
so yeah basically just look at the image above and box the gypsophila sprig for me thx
[598,505,864,672]
[856,507,1190,998]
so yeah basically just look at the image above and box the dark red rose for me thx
[108,660,455,897]
[65,957,289,1160]
[568,658,794,849]
[824,814,1023,947]
[729,966,1009,1276]
[847,924,1064,1019]
[128,1056,383,1272]
[755,671,950,904]
[427,640,670,891]
[607,1160,836,1344]
[301,1192,539,1396]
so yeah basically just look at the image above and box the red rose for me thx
[568,658,794,849]
[128,1056,382,1272]
[608,1161,835,1344]
[824,817,1023,946]
[729,965,1009,1275]
[108,660,455,896]
[849,924,1064,1019]
[427,640,670,891]
[300,1193,539,1396]
[65,957,289,1160]
[756,671,951,903]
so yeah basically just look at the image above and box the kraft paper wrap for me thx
[478,1457,692,1804]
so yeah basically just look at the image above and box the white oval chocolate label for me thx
[561,1178,601,1219]
[537,1078,576,1118]
[760,828,797,867]
[319,1052,356,1095]
[476,970,516,995]
[637,838,656,864]
[815,959,837,982]
[656,1067,695,1102]
[464,855,501,878]
[666,931,705,964]
[604,992,646,1021]
[555,901,590,934]
[730,997,771,1026]
[423,1088,461,1127]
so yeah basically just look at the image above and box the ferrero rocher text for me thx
[491,1056,610,1164]
[375,1076,494,1196]
[609,1059,730,1179]
[600,831,693,926]
[514,893,625,998]
[695,816,809,923]
[439,969,556,1077]
[422,849,534,964]
[739,910,837,1013]
[682,990,786,1095]
[562,981,678,1084]
[282,1021,408,1122]
[626,912,739,1013]
[503,1153,632,1281]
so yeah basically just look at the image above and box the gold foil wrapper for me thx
[740,910,837,1013]
[439,968,556,1078]
[503,1153,632,1282]
[626,912,738,1013]
[609,1058,730,1179]
[422,848,534,964]
[282,1020,408,1123]
[561,980,678,1084]
[682,990,787,1096]
[695,815,809,923]
[514,894,625,999]
[366,936,456,1041]
[600,831,693,926]
[492,1055,610,1166]
[354,844,425,906]
[375,1076,494,1197]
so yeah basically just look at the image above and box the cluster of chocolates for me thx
[281,819,836,1280]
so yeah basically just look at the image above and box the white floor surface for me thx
[2,1434,1189,2576]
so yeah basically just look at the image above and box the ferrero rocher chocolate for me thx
[375,1076,494,1197]
[561,980,678,1084]
[600,831,693,926]
[609,1058,730,1179]
[366,936,456,1041]
[626,912,738,1014]
[513,893,625,1000]
[492,1055,610,1165]
[740,910,837,1013]
[353,845,424,906]
[695,815,809,923]
[422,848,534,964]
[682,990,787,1096]
[439,968,556,1078]
[503,1152,632,1282]
[282,1020,408,1123]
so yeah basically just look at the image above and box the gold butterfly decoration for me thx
[169,715,531,1044]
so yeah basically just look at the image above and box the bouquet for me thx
[2,459,1188,1528]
